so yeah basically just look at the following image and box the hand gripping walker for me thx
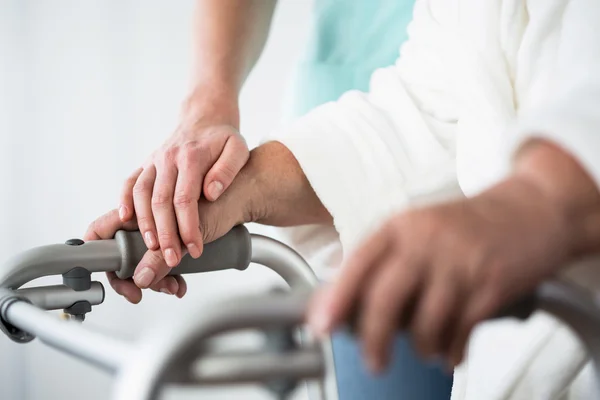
[1,225,600,399]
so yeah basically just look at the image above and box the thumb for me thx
[133,250,170,289]
[203,136,249,201]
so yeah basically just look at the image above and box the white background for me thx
[0,0,313,398]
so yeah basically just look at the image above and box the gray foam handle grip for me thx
[113,225,252,280]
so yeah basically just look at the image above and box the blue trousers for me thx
[332,332,453,400]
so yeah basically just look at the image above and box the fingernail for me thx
[144,231,156,248]
[160,288,173,295]
[118,205,127,220]
[164,248,178,267]
[187,243,201,258]
[208,181,224,200]
[134,267,155,288]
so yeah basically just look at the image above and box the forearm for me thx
[187,0,277,110]
[223,142,332,227]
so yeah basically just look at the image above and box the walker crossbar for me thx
[1,225,600,399]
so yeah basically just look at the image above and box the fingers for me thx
[150,159,182,267]
[132,249,171,289]
[108,247,188,304]
[173,156,203,259]
[108,272,187,304]
[149,275,179,295]
[358,256,422,373]
[410,267,460,361]
[204,135,249,201]
[148,275,187,298]
[84,209,138,241]
[133,166,159,250]
[309,224,392,336]
[174,275,188,298]
[107,272,142,304]
[119,168,142,222]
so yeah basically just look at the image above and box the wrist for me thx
[514,140,600,256]
[181,81,240,129]
[215,148,269,226]
[237,149,271,225]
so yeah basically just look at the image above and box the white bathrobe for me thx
[268,0,600,398]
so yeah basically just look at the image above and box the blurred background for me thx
[0,0,313,398]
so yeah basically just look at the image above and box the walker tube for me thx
[1,298,131,372]
[192,348,324,385]
[16,282,105,311]
[250,234,339,400]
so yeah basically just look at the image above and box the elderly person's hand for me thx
[118,89,248,269]
[307,141,600,373]
[84,153,253,303]
[83,211,186,303]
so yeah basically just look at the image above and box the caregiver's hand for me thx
[308,141,600,373]
[118,90,249,268]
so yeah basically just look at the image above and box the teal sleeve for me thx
[282,0,415,120]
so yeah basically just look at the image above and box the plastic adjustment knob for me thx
[65,238,85,246]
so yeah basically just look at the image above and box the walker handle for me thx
[114,225,252,279]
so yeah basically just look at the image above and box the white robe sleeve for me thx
[268,0,462,255]
[510,0,600,188]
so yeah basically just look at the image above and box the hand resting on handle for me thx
[84,210,187,303]
[87,142,330,304]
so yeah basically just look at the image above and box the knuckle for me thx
[135,214,152,228]
[180,141,201,163]
[231,132,248,147]
[173,191,196,208]
[133,180,152,195]
[151,192,172,208]
[181,140,213,170]
[213,162,238,182]
[145,252,166,271]
[156,230,177,244]
[160,146,179,164]
[182,140,201,152]
[228,135,250,154]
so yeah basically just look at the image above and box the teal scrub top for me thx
[283,0,416,119]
